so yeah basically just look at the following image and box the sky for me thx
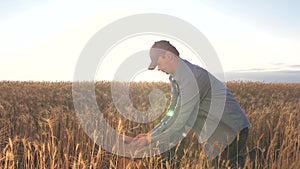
[0,0,299,82]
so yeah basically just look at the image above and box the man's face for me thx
[157,54,171,74]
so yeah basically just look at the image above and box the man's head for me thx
[148,40,180,74]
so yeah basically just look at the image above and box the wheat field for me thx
[0,81,299,169]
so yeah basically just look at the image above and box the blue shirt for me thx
[151,58,250,159]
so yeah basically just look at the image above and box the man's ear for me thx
[165,51,174,60]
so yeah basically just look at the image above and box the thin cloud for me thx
[267,63,300,70]
[288,64,300,69]
[229,63,300,73]
[225,70,300,83]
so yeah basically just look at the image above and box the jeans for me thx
[161,127,249,169]
[162,128,249,169]
[212,127,249,168]
[161,132,199,168]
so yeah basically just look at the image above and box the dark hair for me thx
[151,40,180,57]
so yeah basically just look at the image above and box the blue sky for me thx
[0,0,299,82]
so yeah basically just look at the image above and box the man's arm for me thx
[150,60,200,147]
[131,77,179,146]
[150,76,179,137]
[134,76,179,139]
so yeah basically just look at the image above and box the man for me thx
[131,40,251,168]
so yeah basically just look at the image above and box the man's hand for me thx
[135,133,148,139]
[131,137,150,146]
[118,134,134,144]
[130,133,151,146]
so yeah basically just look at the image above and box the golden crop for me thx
[0,81,299,169]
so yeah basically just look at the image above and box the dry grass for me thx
[0,81,299,168]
